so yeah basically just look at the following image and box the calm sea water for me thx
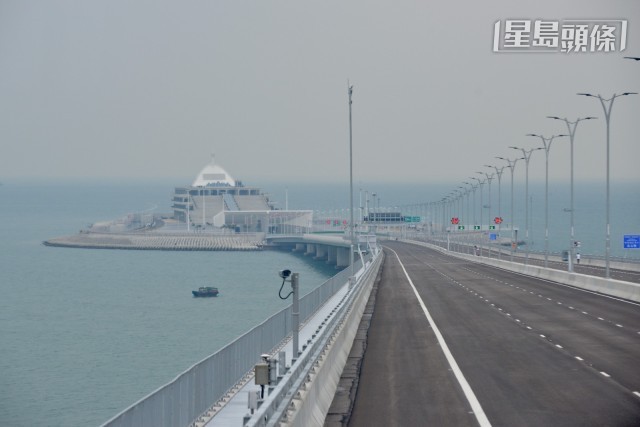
[0,180,338,427]
[0,179,638,426]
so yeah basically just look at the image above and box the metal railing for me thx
[245,250,382,426]
[101,257,367,427]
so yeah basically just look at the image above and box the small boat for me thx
[192,287,219,297]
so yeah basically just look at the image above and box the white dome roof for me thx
[192,158,236,187]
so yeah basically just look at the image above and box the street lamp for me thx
[577,92,637,278]
[547,115,596,272]
[485,165,505,259]
[526,134,568,268]
[509,146,543,265]
[468,178,479,226]
[471,176,486,254]
[471,176,486,231]
[348,84,355,275]
[457,186,466,225]
[477,171,495,257]
[496,156,524,262]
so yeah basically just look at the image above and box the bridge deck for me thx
[343,241,640,426]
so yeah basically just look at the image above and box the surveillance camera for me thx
[261,353,271,362]
[279,269,292,279]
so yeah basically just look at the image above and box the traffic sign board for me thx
[489,225,496,230]
[473,225,481,230]
[623,235,640,249]
[458,225,465,230]
[403,216,420,223]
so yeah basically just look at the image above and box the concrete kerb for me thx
[401,239,640,303]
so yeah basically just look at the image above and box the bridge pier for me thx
[337,247,350,268]
[314,245,328,260]
[293,243,305,253]
[305,244,316,256]
[327,246,337,266]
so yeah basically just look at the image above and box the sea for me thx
[0,178,638,427]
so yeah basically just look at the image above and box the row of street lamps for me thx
[425,91,635,277]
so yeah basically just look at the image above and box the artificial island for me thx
[44,157,313,251]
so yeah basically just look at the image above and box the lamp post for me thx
[497,156,523,262]
[463,181,472,227]
[348,84,355,276]
[527,134,567,268]
[485,165,505,259]
[468,180,478,226]
[471,176,486,254]
[471,177,486,231]
[457,186,466,226]
[547,115,596,272]
[462,182,473,253]
[509,146,543,265]
[477,171,494,257]
[577,92,637,278]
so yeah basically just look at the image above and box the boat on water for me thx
[192,287,219,297]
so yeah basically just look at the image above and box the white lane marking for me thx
[389,247,492,427]
[575,356,584,361]
[582,311,588,315]
[600,372,610,378]
[616,324,623,328]
[555,344,563,349]
[597,317,604,321]
[633,391,640,398]
[540,334,546,338]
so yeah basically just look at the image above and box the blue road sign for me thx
[489,233,497,240]
[623,235,640,249]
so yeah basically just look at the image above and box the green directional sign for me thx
[458,225,465,230]
[474,225,481,230]
[404,216,421,223]
[489,225,496,230]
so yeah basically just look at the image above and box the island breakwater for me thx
[44,231,265,251]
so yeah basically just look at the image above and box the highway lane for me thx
[349,241,640,426]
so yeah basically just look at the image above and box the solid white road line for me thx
[388,247,492,427]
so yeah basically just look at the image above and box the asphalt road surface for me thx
[349,241,640,426]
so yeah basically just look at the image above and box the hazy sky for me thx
[1,0,639,185]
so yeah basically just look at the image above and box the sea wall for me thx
[43,232,264,251]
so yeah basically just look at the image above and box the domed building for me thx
[172,157,312,234]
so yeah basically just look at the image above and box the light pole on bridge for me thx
[527,133,567,268]
[509,146,543,265]
[496,156,524,262]
[577,92,636,278]
[485,165,506,259]
[547,115,596,272]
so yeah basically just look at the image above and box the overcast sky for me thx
[1,0,638,185]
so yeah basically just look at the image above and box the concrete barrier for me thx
[402,239,640,303]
